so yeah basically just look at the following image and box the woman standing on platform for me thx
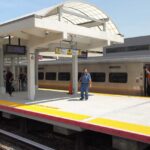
[6,69,14,96]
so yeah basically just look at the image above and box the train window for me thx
[106,45,150,53]
[109,73,128,83]
[58,72,70,81]
[38,67,44,70]
[91,72,106,82]
[46,72,56,80]
[109,66,121,69]
[38,72,44,80]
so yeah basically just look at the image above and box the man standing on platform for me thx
[79,68,92,100]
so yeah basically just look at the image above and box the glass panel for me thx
[38,72,44,80]
[106,45,150,53]
[109,73,128,83]
[46,72,56,80]
[58,72,70,81]
[91,72,106,82]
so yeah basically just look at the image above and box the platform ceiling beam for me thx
[35,19,123,43]
[0,16,35,37]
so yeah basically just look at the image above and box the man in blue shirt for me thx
[79,68,92,100]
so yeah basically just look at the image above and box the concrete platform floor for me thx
[1,89,149,126]
[0,89,150,143]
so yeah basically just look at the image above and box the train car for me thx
[38,58,150,96]
[38,36,150,96]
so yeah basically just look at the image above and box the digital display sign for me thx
[78,51,88,59]
[3,44,26,55]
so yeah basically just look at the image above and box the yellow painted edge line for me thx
[0,100,90,121]
[0,99,149,136]
[38,88,150,100]
[88,118,150,136]
[38,88,67,93]
[93,92,150,100]
[0,100,59,109]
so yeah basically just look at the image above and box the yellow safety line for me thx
[0,99,149,136]
[88,118,150,136]
[38,88,66,93]
[38,88,150,100]
[93,92,150,100]
[0,100,58,109]
[0,100,90,121]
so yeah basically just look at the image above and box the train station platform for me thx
[0,89,149,144]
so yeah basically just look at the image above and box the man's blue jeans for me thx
[80,83,89,99]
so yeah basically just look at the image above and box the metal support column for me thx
[16,56,20,91]
[11,57,16,80]
[35,51,39,90]
[72,50,78,95]
[107,40,111,46]
[27,48,35,100]
[0,44,5,94]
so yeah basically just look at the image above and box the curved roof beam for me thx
[61,8,109,25]
[63,7,109,30]
[65,7,90,17]
[62,17,76,25]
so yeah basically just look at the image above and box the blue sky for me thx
[0,0,150,38]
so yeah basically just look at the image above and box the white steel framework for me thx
[0,1,124,100]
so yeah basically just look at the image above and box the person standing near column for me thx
[79,68,92,100]
[6,69,14,96]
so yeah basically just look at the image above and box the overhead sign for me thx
[37,55,43,60]
[3,44,26,55]
[67,49,72,55]
[55,48,61,54]
[55,48,73,55]
[55,48,83,56]
[78,51,88,58]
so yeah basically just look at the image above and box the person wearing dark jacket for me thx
[6,70,14,96]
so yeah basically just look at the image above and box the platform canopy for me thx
[0,0,123,51]
[0,0,124,100]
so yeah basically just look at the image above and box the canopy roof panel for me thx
[0,1,121,35]
[35,0,121,35]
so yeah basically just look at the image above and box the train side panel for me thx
[38,62,144,96]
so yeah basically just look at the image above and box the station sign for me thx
[37,55,43,60]
[55,48,81,55]
[55,48,87,58]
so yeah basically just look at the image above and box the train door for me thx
[144,64,150,96]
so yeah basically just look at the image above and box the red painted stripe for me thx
[0,105,149,144]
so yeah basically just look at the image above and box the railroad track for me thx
[0,129,54,150]
[0,116,115,150]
